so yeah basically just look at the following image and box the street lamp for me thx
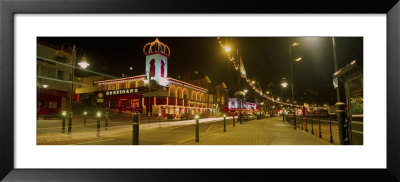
[59,44,90,113]
[294,57,302,62]
[332,37,348,145]
[289,42,301,106]
[281,78,288,88]
[224,45,231,53]
[243,89,248,94]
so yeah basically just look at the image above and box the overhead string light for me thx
[217,37,301,108]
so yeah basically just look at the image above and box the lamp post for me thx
[332,37,348,145]
[59,44,90,114]
[289,42,301,105]
[289,42,302,129]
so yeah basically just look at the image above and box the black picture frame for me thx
[1,0,399,181]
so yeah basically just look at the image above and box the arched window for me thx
[161,60,165,77]
[169,85,176,97]
[177,87,183,98]
[183,89,189,100]
[150,59,155,77]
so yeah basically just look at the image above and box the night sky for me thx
[38,37,363,105]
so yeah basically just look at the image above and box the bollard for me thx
[329,120,334,143]
[96,112,101,137]
[301,116,304,130]
[158,113,162,128]
[311,115,314,135]
[305,115,308,132]
[318,115,322,138]
[223,114,226,132]
[233,114,235,127]
[132,113,139,145]
[293,114,297,130]
[297,115,300,129]
[239,111,243,124]
[195,114,199,142]
[61,111,66,133]
[68,112,72,134]
[83,111,87,126]
[105,111,109,131]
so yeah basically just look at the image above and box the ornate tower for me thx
[143,38,170,86]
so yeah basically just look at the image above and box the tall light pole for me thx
[332,37,347,145]
[290,42,301,129]
[289,42,301,105]
[59,44,89,113]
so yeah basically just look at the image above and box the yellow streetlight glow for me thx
[223,114,226,117]
[195,114,199,119]
[42,84,48,88]
[292,42,300,47]
[62,111,67,116]
[78,61,90,69]
[84,111,87,115]
[252,81,255,84]
[295,57,302,62]
[97,112,101,118]
[281,82,288,88]
[224,45,231,53]
[243,89,248,93]
[159,113,161,116]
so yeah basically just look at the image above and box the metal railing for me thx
[284,114,339,144]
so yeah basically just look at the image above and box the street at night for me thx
[37,37,362,145]
[37,114,333,145]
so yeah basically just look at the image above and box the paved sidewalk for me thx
[177,117,332,145]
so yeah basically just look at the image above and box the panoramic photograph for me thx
[36,37,363,145]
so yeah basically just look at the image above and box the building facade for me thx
[37,40,73,117]
[95,38,216,118]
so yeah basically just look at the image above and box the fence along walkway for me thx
[284,114,339,144]
[177,117,331,145]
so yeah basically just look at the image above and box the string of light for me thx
[217,37,301,108]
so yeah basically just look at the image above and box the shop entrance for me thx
[118,99,127,111]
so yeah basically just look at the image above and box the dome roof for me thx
[143,38,170,56]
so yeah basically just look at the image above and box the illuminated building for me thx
[227,98,258,114]
[37,40,73,118]
[95,38,215,117]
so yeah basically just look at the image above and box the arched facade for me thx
[95,39,216,119]
[182,88,189,100]
[169,85,176,97]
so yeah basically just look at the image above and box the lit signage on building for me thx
[105,89,138,96]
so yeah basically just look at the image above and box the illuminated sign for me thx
[105,89,138,96]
